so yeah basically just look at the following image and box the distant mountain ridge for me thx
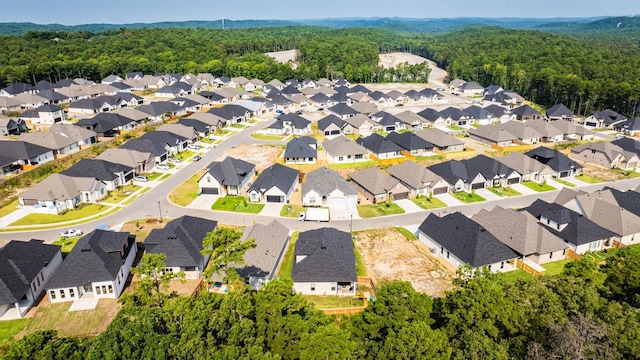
[0,16,609,36]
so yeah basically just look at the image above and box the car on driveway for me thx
[133,175,149,182]
[168,157,181,163]
[156,163,170,170]
[192,155,202,162]
[60,229,83,238]
[188,144,201,150]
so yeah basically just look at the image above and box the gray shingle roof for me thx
[292,228,357,283]
[47,230,136,289]
[356,133,403,154]
[204,157,256,186]
[386,132,434,151]
[419,213,518,267]
[302,167,357,197]
[144,216,217,268]
[0,240,60,303]
[415,128,464,148]
[62,159,132,182]
[387,160,443,190]
[236,220,290,279]
[284,136,317,159]
[322,135,368,157]
[349,166,399,195]
[249,163,298,194]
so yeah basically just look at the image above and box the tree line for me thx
[4,246,640,359]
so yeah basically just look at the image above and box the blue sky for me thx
[2,0,640,25]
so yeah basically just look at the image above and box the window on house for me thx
[309,197,316,204]
[69,289,75,298]
[563,249,567,255]
[207,176,211,183]
[338,156,344,162]
[500,262,505,269]
[331,283,336,291]
[32,283,37,293]
[591,149,596,154]
[440,246,444,254]
[108,285,114,294]
[50,291,56,300]
[488,265,492,271]
[549,252,554,259]
[40,273,44,281]
[446,251,450,259]
[96,287,101,295]
[355,154,363,159]
[60,290,65,299]
[310,283,316,291]
[102,286,107,294]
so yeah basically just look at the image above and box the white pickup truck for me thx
[299,208,330,222]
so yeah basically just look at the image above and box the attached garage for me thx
[266,195,284,203]
[471,182,485,190]
[558,171,571,178]
[393,192,409,200]
[432,186,448,195]
[201,187,219,195]
[327,197,346,207]
[507,177,520,184]
[21,198,39,206]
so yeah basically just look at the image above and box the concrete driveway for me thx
[395,199,424,214]
[329,203,360,220]
[260,202,284,216]
[434,193,462,207]
[510,183,536,195]
[474,188,501,201]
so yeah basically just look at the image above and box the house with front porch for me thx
[62,159,134,191]
[317,115,355,139]
[198,157,256,196]
[525,147,583,178]
[247,163,299,204]
[19,173,107,214]
[302,167,358,207]
[46,230,137,303]
[292,228,357,296]
[0,240,63,319]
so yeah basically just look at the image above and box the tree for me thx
[131,253,185,307]
[201,227,256,284]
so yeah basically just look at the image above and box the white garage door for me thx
[327,197,346,207]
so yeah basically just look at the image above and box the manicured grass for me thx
[608,168,640,179]
[10,204,114,226]
[145,172,164,181]
[277,231,299,279]
[552,178,576,187]
[52,237,81,257]
[0,318,28,350]
[374,131,389,137]
[211,196,264,214]
[199,137,215,143]
[357,203,405,218]
[451,192,486,203]
[169,170,204,206]
[487,187,522,197]
[304,295,364,309]
[345,133,359,140]
[446,125,463,131]
[414,155,444,162]
[250,133,287,140]
[174,150,195,162]
[522,181,556,192]
[0,198,20,218]
[498,269,533,282]
[395,227,418,241]
[541,259,573,276]
[229,123,249,129]
[411,196,447,210]
[353,243,367,276]
[122,187,151,205]
[575,174,602,184]
[119,218,167,242]
[280,204,305,218]
[102,185,142,204]
[329,160,377,170]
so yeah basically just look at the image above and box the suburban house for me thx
[550,119,595,141]
[267,113,311,136]
[611,137,640,157]
[75,113,137,138]
[231,220,290,290]
[184,112,227,133]
[350,102,379,117]
[394,110,428,130]
[623,117,640,136]
[522,199,616,254]
[468,124,518,147]
[119,138,170,164]
[208,104,251,124]
[562,189,640,246]
[349,166,410,203]
[525,146,583,178]
[18,104,64,129]
[0,115,28,136]
[387,160,450,196]
[0,140,55,168]
[322,135,370,164]
[137,101,185,121]
[570,142,639,170]
[292,228,357,296]
[317,115,355,139]
[496,152,555,183]
[283,136,317,164]
[19,131,80,157]
[484,104,516,123]
[524,118,565,143]
[46,230,137,303]
[606,187,640,218]
[417,108,446,128]
[465,105,496,126]
[137,130,189,155]
[343,114,377,136]
[67,98,116,118]
[370,111,405,132]
[19,173,107,214]
[0,240,63,320]
[439,107,475,127]
[49,123,97,147]
[418,212,518,273]
[247,163,299,203]
[460,81,485,95]
[415,128,464,153]
[97,148,156,174]
[144,216,218,279]
[62,159,134,191]
[356,133,403,159]
[546,103,575,122]
[302,167,358,207]
[512,105,543,121]
[198,157,256,196]
[428,155,520,192]
[386,131,435,156]
[472,206,569,265]
[583,109,627,130]
[328,103,358,120]
[500,121,544,144]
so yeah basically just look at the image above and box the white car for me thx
[60,229,83,238]
[187,144,201,150]
[133,175,149,182]
[156,163,170,170]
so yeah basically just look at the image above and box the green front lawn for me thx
[488,187,522,197]
[329,160,377,170]
[169,171,204,206]
[199,137,215,143]
[357,203,405,218]
[0,198,20,218]
[145,172,164,181]
[608,168,640,179]
[280,204,305,218]
[304,295,364,309]
[277,232,299,279]
[0,318,28,350]
[395,227,418,241]
[211,196,264,214]
[522,181,556,192]
[102,185,142,204]
[411,196,447,210]
[541,259,573,276]
[229,123,249,129]
[250,133,287,140]
[575,174,602,184]
[552,178,576,187]
[10,204,113,226]
[451,192,486,203]
[174,150,195,162]
[52,237,81,257]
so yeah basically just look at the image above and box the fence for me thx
[515,259,541,277]
[370,154,412,166]
[491,143,533,154]
[566,249,582,260]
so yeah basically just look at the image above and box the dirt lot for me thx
[220,144,283,171]
[265,49,298,69]
[379,52,428,69]
[354,228,455,297]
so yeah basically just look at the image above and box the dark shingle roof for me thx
[525,146,583,173]
[75,113,134,133]
[62,159,132,182]
[512,105,542,118]
[386,132,434,151]
[356,133,403,154]
[144,216,217,268]
[0,140,51,161]
[0,240,60,303]
[208,104,249,120]
[546,104,574,118]
[292,228,357,283]
[47,230,135,289]
[418,213,518,267]
[204,157,255,186]
[328,103,357,116]
[284,136,317,159]
[317,114,346,131]
[249,163,298,194]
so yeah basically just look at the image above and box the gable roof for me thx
[96,148,154,169]
[387,160,444,190]
[571,190,640,236]
[19,173,101,201]
[343,114,375,129]
[571,141,637,163]
[322,135,368,157]
[546,104,574,119]
[356,133,403,154]
[249,163,298,194]
[512,105,542,118]
[119,138,167,156]
[144,216,217,267]
[349,166,400,195]
[0,140,51,161]
[328,103,358,116]
[484,104,512,118]
[419,213,518,267]
[18,131,77,151]
[62,159,132,182]
[292,228,356,283]
[49,123,96,141]
[386,131,434,151]
[235,220,290,280]
[525,146,583,173]
[208,104,250,120]
[415,128,464,148]
[496,152,552,176]
[590,109,627,125]
[0,240,60,303]
[284,136,317,159]
[302,167,357,197]
[47,230,135,289]
[317,114,346,131]
[75,113,134,133]
[204,157,256,186]
[468,124,518,143]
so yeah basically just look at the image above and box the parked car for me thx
[317,107,325,111]
[395,103,404,107]
[156,163,170,170]
[168,157,181,163]
[187,144,201,150]
[133,175,149,182]
[275,109,284,114]
[192,155,202,162]
[60,229,83,238]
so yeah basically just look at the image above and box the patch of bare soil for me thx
[265,49,298,69]
[354,228,455,297]
[378,52,428,69]
[220,144,283,172]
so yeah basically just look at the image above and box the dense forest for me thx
[4,249,640,359]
